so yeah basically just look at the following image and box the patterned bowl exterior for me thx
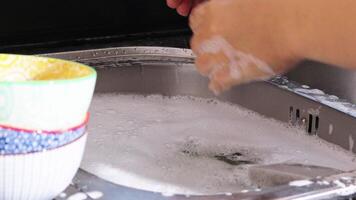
[0,133,87,200]
[0,114,88,155]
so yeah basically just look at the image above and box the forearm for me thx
[189,0,356,93]
[287,0,356,69]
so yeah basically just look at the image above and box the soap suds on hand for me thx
[82,94,356,195]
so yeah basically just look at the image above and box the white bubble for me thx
[82,94,356,196]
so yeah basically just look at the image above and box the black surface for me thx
[0,1,189,52]
[2,30,191,54]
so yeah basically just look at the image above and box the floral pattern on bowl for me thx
[0,114,88,155]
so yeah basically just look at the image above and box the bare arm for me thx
[189,0,356,94]
[289,0,356,70]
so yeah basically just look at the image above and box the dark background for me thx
[0,1,189,53]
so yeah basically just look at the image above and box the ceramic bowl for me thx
[0,114,88,155]
[0,54,96,131]
[0,132,87,200]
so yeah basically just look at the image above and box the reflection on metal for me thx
[286,61,356,104]
[44,47,356,200]
[57,169,356,200]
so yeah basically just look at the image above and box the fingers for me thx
[192,32,275,94]
[167,0,207,16]
[195,53,219,76]
[209,80,224,95]
[167,0,191,16]
[189,0,269,94]
[189,1,230,94]
[208,69,235,95]
[195,50,230,76]
[209,65,229,93]
[187,0,287,94]
[208,64,239,95]
[190,34,207,55]
[191,33,222,76]
[167,0,182,8]
[176,0,193,16]
[193,37,240,94]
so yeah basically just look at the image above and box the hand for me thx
[190,0,301,94]
[166,0,206,16]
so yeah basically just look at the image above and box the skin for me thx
[166,0,206,16]
[167,0,356,94]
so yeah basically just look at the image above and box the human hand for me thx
[190,0,301,94]
[166,0,206,16]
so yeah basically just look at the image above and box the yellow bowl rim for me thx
[0,54,96,85]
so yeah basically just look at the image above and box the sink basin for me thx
[45,47,356,200]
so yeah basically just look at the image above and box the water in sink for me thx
[81,94,356,196]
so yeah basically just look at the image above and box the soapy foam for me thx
[66,193,87,200]
[198,36,275,79]
[198,36,275,94]
[82,94,356,195]
[289,180,314,187]
[86,191,103,199]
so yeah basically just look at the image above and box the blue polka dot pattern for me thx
[0,125,86,155]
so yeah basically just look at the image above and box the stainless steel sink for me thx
[44,46,356,155]
[45,47,356,200]
[286,61,356,104]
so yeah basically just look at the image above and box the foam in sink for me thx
[81,94,356,196]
